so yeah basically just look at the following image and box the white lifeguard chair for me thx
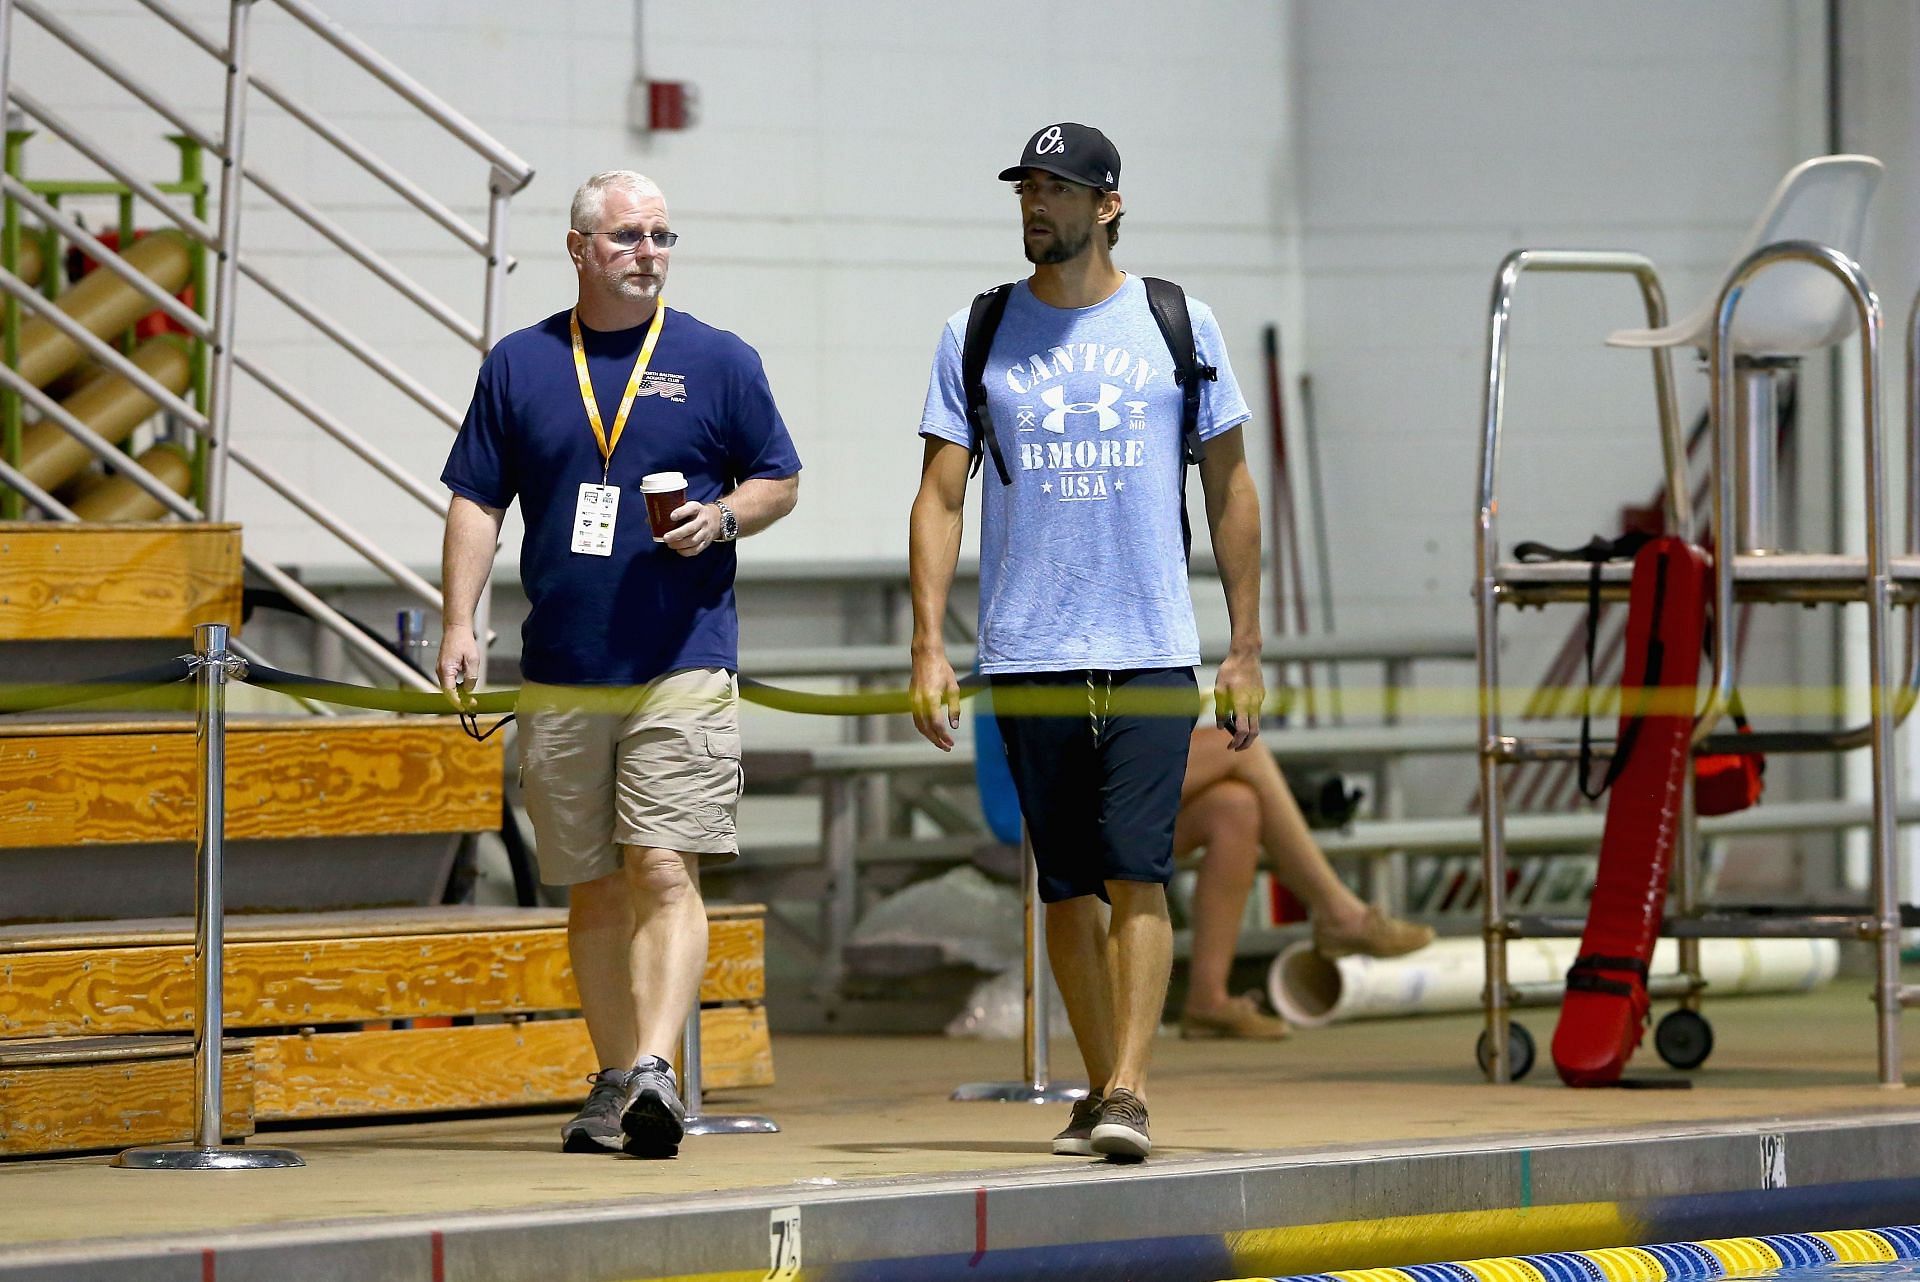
[1471,154,1916,1084]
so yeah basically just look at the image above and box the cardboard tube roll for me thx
[8,235,44,288]
[66,440,193,522]
[15,231,191,389]
[20,336,192,491]
[1268,935,1840,1029]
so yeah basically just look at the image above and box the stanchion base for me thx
[684,1114,780,1136]
[113,1144,305,1170]
[951,1081,1087,1104]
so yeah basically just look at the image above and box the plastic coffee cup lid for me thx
[640,471,686,491]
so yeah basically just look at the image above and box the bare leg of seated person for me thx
[1174,728,1433,1037]
[1171,778,1290,1038]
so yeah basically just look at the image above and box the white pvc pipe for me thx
[1269,936,1840,1029]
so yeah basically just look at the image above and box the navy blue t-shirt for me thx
[442,306,801,686]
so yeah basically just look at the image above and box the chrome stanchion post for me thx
[952,829,1086,1104]
[679,860,778,1135]
[115,623,303,1170]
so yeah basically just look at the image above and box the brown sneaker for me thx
[1313,906,1435,960]
[1179,992,1291,1040]
[1090,1087,1150,1160]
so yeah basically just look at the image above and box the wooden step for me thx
[0,905,773,1140]
[0,906,764,1034]
[0,716,502,846]
[0,522,241,641]
[250,1009,769,1122]
[0,1035,253,1158]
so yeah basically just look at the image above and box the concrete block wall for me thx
[21,0,1301,585]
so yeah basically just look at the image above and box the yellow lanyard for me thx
[569,300,667,482]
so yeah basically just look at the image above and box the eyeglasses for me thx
[579,228,679,249]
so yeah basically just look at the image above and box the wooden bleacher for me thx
[0,907,770,1155]
[0,522,773,1156]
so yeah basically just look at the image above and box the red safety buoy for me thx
[1551,536,1709,1087]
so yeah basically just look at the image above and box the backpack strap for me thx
[961,283,1016,485]
[1142,276,1214,466]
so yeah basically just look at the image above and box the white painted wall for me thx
[1295,0,1828,635]
[21,0,1301,583]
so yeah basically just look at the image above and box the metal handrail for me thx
[269,0,535,191]
[18,2,484,350]
[15,1,204,155]
[1706,241,1900,1086]
[0,268,209,429]
[0,453,73,518]
[235,259,462,428]
[132,0,498,260]
[1471,248,1678,1085]
[9,89,215,242]
[241,169,483,349]
[0,176,209,339]
[0,360,428,690]
[1700,245,1893,745]
[0,268,445,616]
[234,354,449,517]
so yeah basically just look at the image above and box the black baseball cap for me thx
[997,122,1121,190]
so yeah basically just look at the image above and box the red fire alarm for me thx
[648,80,694,131]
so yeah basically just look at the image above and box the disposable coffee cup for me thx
[640,471,687,543]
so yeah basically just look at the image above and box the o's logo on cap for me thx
[1035,126,1066,155]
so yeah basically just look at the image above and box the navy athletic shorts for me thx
[990,666,1198,904]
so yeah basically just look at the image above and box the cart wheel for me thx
[1475,1021,1536,1081]
[1654,1008,1713,1070]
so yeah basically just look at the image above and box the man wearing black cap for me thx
[908,123,1265,1160]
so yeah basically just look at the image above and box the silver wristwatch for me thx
[715,499,738,542]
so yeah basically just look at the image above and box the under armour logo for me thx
[1035,126,1066,156]
[1040,383,1122,433]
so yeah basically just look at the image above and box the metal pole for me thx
[1733,359,1781,554]
[115,624,302,1170]
[0,0,13,146]
[472,167,513,686]
[1025,839,1048,1090]
[191,623,229,1148]
[952,830,1085,1104]
[1,0,18,525]
[204,0,256,521]
[680,862,778,1136]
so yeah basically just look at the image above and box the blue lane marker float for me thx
[1250,1225,1915,1282]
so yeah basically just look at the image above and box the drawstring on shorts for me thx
[1086,669,1114,748]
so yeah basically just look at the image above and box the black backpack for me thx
[960,276,1216,552]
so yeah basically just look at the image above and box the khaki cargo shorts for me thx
[517,667,742,886]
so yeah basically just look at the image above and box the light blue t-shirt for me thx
[919,275,1250,674]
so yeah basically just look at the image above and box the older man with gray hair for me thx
[438,170,801,1157]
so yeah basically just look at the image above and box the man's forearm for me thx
[908,495,962,655]
[1204,458,1264,658]
[722,474,799,537]
[442,496,505,632]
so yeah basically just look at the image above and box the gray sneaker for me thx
[1051,1093,1104,1156]
[1090,1087,1150,1160]
[560,1069,633,1153]
[619,1058,687,1158]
